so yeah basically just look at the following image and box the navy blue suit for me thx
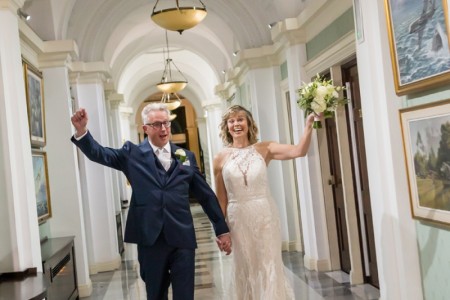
[72,132,229,299]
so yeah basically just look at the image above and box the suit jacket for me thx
[71,132,229,248]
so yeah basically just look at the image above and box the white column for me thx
[70,72,121,274]
[203,102,224,190]
[119,106,133,202]
[105,94,123,213]
[0,0,42,273]
[285,42,333,271]
[196,117,211,184]
[357,0,422,298]
[41,60,92,295]
[247,67,293,242]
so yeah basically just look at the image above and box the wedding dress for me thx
[222,146,295,300]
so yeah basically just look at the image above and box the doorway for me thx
[342,60,379,287]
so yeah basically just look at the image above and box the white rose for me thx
[311,97,326,113]
[315,86,328,99]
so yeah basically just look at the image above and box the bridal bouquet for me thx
[297,75,347,129]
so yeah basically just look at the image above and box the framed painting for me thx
[32,149,52,223]
[353,0,364,44]
[24,62,46,147]
[385,0,450,95]
[400,99,450,225]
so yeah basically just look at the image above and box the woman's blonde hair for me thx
[219,105,258,146]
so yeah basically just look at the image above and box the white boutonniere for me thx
[175,149,189,165]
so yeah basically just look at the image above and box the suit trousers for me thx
[137,232,195,300]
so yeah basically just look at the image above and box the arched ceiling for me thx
[23,0,309,113]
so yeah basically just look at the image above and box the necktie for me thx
[157,148,171,171]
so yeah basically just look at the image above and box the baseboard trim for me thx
[89,254,121,274]
[303,254,331,271]
[78,279,93,298]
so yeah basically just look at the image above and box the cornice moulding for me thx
[0,0,25,12]
[271,18,306,46]
[41,40,79,65]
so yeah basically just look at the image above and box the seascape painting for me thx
[401,100,450,225]
[386,0,450,94]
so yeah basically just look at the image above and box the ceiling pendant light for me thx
[161,92,182,112]
[151,0,207,34]
[157,30,187,111]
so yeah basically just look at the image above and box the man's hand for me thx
[71,108,89,137]
[216,234,232,255]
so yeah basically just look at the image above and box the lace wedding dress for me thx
[222,146,295,300]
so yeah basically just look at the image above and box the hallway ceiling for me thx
[23,0,309,111]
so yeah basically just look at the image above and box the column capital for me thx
[69,61,111,84]
[202,101,222,112]
[119,106,133,118]
[39,40,79,69]
[107,93,124,109]
[214,82,236,101]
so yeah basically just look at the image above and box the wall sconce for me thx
[232,51,239,57]
[268,22,277,29]
[17,9,31,21]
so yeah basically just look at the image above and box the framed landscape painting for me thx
[24,62,46,147]
[400,99,450,225]
[32,150,52,223]
[385,0,450,95]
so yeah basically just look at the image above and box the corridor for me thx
[83,204,380,300]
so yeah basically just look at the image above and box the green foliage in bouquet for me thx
[297,75,348,128]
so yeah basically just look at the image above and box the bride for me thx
[213,105,315,299]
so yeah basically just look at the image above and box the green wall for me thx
[306,8,354,61]
[404,86,450,299]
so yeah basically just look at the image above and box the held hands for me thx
[216,234,232,255]
[71,108,89,137]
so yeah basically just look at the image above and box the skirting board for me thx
[282,241,302,252]
[303,254,331,271]
[89,254,122,274]
[78,280,93,298]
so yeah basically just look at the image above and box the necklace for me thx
[231,147,252,186]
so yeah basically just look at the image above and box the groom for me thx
[71,103,232,300]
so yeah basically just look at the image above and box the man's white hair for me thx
[141,102,170,124]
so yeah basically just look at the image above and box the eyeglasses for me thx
[146,121,171,129]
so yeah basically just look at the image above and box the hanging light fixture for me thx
[151,0,207,34]
[161,92,183,112]
[157,30,186,111]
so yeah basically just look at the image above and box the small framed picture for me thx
[32,149,52,223]
[385,0,450,95]
[400,99,450,225]
[24,62,46,147]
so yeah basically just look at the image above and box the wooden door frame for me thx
[315,64,365,283]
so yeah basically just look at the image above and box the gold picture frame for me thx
[385,0,450,95]
[24,62,46,147]
[400,99,450,225]
[32,149,52,223]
